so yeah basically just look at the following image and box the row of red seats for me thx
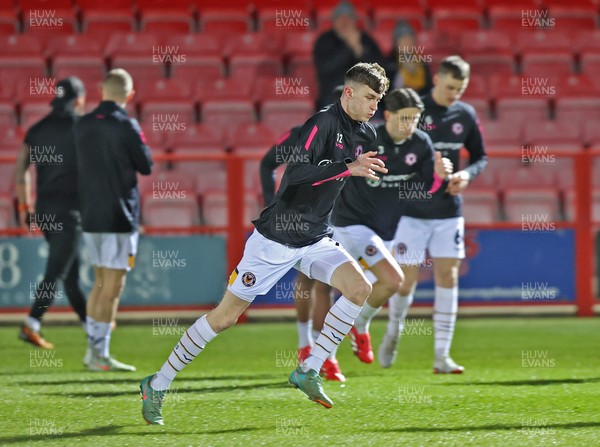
[1,1,598,36]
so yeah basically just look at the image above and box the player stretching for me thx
[140,62,390,425]
[260,120,346,382]
[334,88,452,363]
[76,69,153,371]
[356,56,488,373]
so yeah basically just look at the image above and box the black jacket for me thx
[75,101,153,232]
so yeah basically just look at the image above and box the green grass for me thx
[1,318,599,446]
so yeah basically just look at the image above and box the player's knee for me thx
[345,278,372,304]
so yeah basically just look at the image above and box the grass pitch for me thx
[1,317,599,446]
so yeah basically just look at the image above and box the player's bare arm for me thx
[346,150,388,180]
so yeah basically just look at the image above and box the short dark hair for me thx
[384,88,424,112]
[344,62,390,96]
[438,55,470,81]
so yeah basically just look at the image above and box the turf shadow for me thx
[18,373,283,386]
[374,421,600,433]
[0,424,123,445]
[440,377,600,387]
[41,380,289,398]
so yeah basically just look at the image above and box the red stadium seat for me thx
[135,79,192,105]
[514,30,573,54]
[466,54,515,77]
[194,165,227,193]
[142,197,200,227]
[462,189,501,224]
[81,10,136,44]
[257,8,313,32]
[139,168,196,196]
[170,148,226,177]
[20,101,52,129]
[523,120,582,152]
[136,0,192,11]
[0,126,25,152]
[0,34,43,55]
[52,55,106,84]
[0,103,16,127]
[417,30,460,54]
[426,0,481,8]
[372,7,426,35]
[252,75,317,103]
[225,32,284,57]
[467,166,497,189]
[202,190,261,226]
[139,122,167,149]
[503,188,561,223]
[200,9,251,33]
[314,7,371,32]
[580,52,600,79]
[164,33,224,57]
[165,123,223,148]
[520,51,574,78]
[139,100,197,126]
[111,56,167,82]
[283,31,318,58]
[46,34,103,57]
[140,10,195,33]
[195,78,252,102]
[497,166,557,190]
[431,8,483,33]
[229,54,284,83]
[489,6,545,31]
[105,32,159,57]
[549,6,597,30]
[76,0,133,11]
[228,122,275,148]
[0,10,19,34]
[583,120,600,146]
[574,30,600,54]
[564,189,600,222]
[495,98,549,125]
[287,55,317,82]
[460,74,488,100]
[481,119,523,147]
[459,30,512,55]
[261,99,314,137]
[200,99,256,136]
[0,195,15,229]
[554,74,595,99]
[22,8,77,36]
[555,98,600,133]
[170,56,225,88]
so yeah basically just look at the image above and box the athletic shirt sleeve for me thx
[124,118,153,175]
[260,128,294,205]
[462,108,487,180]
[284,115,350,186]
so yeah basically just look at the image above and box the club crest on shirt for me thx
[404,153,417,166]
[452,123,463,135]
[355,145,363,158]
[365,245,378,256]
[396,243,407,255]
[241,272,256,287]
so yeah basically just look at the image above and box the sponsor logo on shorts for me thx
[396,243,407,255]
[242,272,256,287]
[365,245,378,256]
[404,153,417,166]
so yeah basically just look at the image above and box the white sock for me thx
[86,316,95,350]
[297,319,313,348]
[312,328,336,359]
[386,292,414,338]
[152,315,217,391]
[25,316,41,332]
[353,302,380,333]
[91,321,112,358]
[433,286,458,359]
[311,329,320,343]
[303,296,361,373]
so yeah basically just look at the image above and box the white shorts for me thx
[332,225,395,271]
[227,229,356,302]
[394,216,465,264]
[83,232,139,271]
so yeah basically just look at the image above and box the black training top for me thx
[333,124,437,241]
[402,94,487,219]
[259,126,302,206]
[253,100,377,247]
[75,101,153,233]
[24,107,80,214]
